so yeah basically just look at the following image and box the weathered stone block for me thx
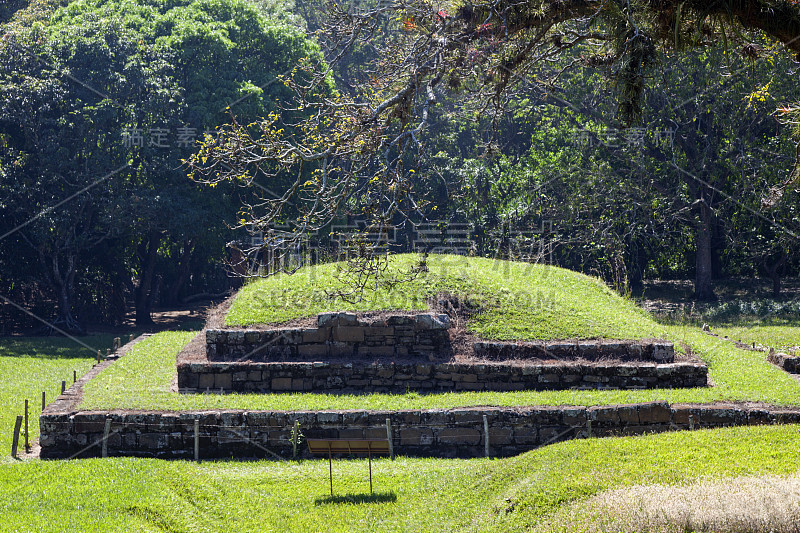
[299,344,329,358]
[271,377,293,390]
[214,373,232,389]
[638,401,672,424]
[400,428,434,446]
[438,428,481,445]
[333,326,364,342]
[302,328,330,343]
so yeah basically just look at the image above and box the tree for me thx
[0,0,325,330]
[0,12,181,333]
[190,0,800,296]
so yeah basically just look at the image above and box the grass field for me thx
[715,325,800,353]
[0,335,113,465]
[1,425,799,532]
[3,257,800,532]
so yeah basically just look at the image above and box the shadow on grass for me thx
[314,491,397,505]
[0,335,117,359]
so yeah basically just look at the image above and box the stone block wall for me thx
[473,340,675,362]
[207,312,450,361]
[769,352,800,374]
[39,402,800,460]
[177,360,708,393]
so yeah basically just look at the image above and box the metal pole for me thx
[368,448,373,494]
[328,446,333,496]
[24,399,29,453]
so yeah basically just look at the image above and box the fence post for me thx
[24,399,29,453]
[587,419,592,438]
[292,420,300,460]
[385,418,394,460]
[689,414,695,431]
[11,416,22,458]
[61,381,66,394]
[101,418,111,458]
[73,370,77,383]
[41,391,46,412]
[97,350,102,364]
[129,334,134,343]
[194,418,200,463]
[483,414,490,458]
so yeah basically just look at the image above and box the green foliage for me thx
[0,0,327,328]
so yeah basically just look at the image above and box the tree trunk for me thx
[135,230,161,326]
[765,254,786,297]
[694,198,716,301]
[166,238,195,305]
[38,250,85,335]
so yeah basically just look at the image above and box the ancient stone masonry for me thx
[177,360,708,393]
[186,312,704,393]
[769,352,800,374]
[473,340,675,362]
[206,312,450,361]
[40,402,800,460]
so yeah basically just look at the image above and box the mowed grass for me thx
[80,324,800,412]
[226,254,664,341]
[0,335,113,464]
[0,425,799,532]
[715,325,800,353]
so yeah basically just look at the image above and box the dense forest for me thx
[1,0,799,333]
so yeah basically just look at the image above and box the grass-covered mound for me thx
[226,254,663,341]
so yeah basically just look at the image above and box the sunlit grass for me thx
[226,254,665,341]
[0,335,113,464]
[0,425,799,532]
[715,325,800,353]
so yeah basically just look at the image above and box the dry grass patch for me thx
[539,472,800,533]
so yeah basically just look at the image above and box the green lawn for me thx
[80,324,800,411]
[0,424,798,532]
[227,254,665,341]
[0,335,113,464]
[715,325,800,353]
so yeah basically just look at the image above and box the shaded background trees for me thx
[2,0,800,333]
